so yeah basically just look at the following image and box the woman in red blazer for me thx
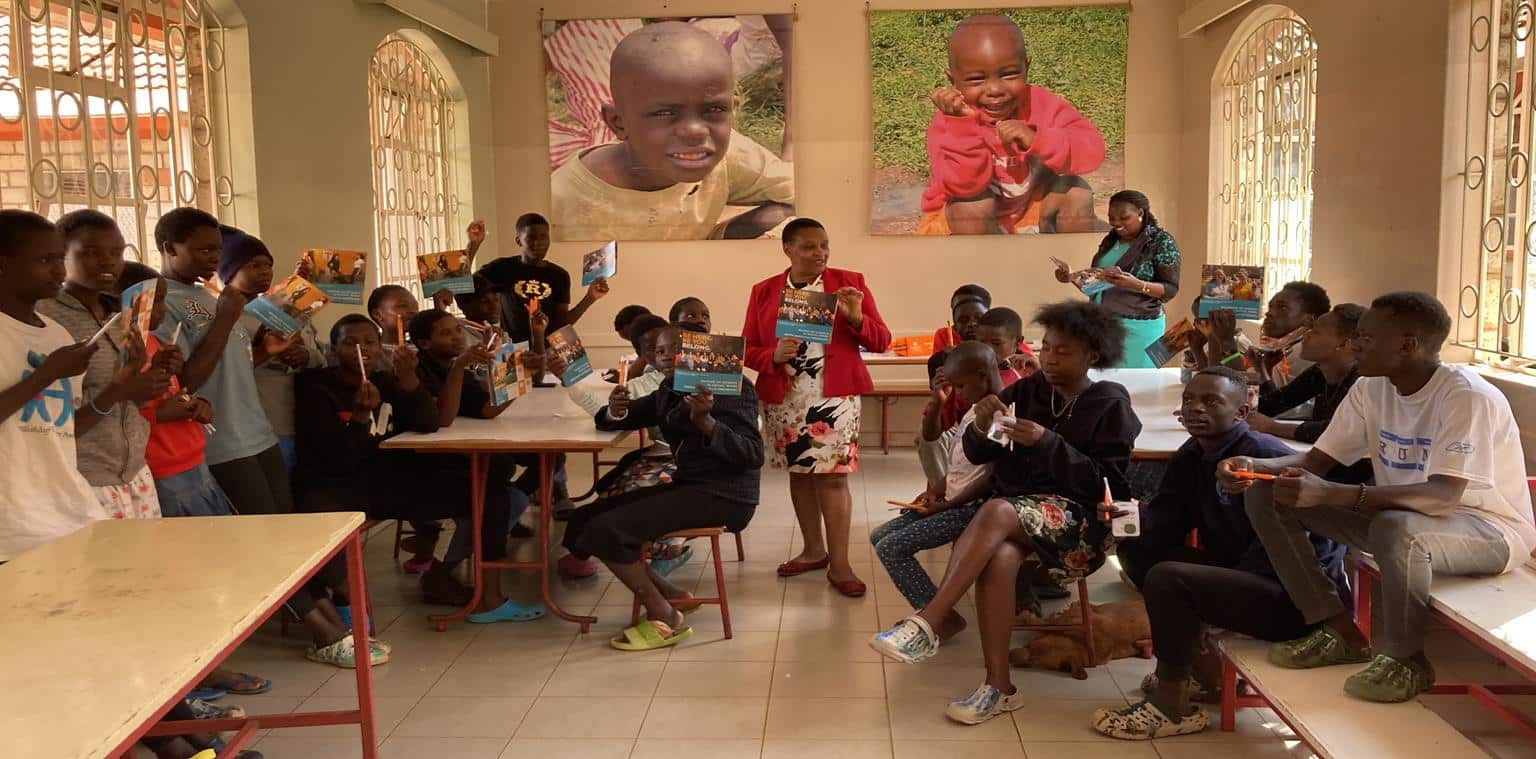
[743,218,891,597]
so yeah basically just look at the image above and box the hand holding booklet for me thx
[545,325,593,387]
[774,288,837,344]
[674,332,745,396]
[581,240,617,286]
[244,274,328,337]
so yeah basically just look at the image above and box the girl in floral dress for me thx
[870,301,1142,725]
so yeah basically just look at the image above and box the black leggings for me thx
[563,483,754,564]
[1144,561,1311,680]
[1116,538,1213,590]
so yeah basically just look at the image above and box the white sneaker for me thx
[1091,700,1210,740]
[869,616,939,664]
[945,683,1025,725]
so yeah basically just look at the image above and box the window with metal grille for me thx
[367,33,464,297]
[1210,8,1317,293]
[1447,0,1536,363]
[0,0,238,269]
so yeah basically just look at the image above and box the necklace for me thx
[1050,387,1079,420]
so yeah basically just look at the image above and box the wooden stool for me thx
[1012,577,1097,667]
[631,527,733,639]
[391,519,419,562]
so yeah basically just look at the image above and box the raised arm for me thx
[690,383,765,470]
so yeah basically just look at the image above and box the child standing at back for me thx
[222,237,328,472]
[115,266,229,517]
[38,209,172,519]
[154,213,292,515]
[550,21,794,241]
[0,210,108,560]
[919,14,1106,235]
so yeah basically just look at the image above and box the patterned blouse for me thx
[1091,226,1182,319]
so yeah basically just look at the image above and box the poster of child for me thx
[868,8,1128,235]
[543,15,796,241]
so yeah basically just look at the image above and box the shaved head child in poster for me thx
[551,21,795,241]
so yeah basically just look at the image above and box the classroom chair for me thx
[630,527,734,639]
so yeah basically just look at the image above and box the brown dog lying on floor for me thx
[1009,600,1152,679]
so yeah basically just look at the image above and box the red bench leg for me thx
[1221,654,1238,732]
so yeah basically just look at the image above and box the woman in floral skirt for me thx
[869,301,1142,725]
[743,218,891,597]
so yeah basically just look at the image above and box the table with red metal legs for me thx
[0,513,378,759]
[381,385,629,632]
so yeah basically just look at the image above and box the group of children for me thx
[862,280,1536,742]
[5,195,1535,743]
[0,208,623,757]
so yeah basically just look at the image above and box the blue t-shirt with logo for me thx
[155,279,276,465]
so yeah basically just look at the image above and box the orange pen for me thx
[618,359,629,389]
[527,297,540,316]
[1232,470,1277,481]
[394,314,404,344]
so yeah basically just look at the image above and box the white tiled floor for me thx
[218,452,1536,758]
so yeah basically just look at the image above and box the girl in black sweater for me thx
[871,302,1142,726]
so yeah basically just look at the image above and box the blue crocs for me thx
[468,599,549,624]
[650,545,694,577]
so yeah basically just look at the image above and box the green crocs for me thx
[1344,654,1434,703]
[1267,625,1371,669]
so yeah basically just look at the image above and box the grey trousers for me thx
[1244,481,1509,658]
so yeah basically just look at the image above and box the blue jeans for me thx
[155,464,235,518]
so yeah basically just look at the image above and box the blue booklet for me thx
[417,249,475,296]
[488,341,529,405]
[1144,317,1194,367]
[119,278,158,343]
[674,332,745,396]
[774,287,837,344]
[1071,268,1113,298]
[581,240,617,286]
[1197,264,1264,319]
[243,275,328,337]
[547,325,593,387]
[306,249,367,304]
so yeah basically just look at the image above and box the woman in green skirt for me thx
[1054,189,1181,368]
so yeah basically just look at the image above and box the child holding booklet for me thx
[155,216,293,515]
[405,308,543,621]
[116,266,229,517]
[569,323,765,650]
[38,209,174,519]
[222,234,328,471]
[0,210,110,561]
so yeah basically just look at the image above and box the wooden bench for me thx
[1356,561,1536,741]
[863,378,933,454]
[1217,637,1486,758]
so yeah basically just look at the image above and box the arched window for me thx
[1211,7,1317,289]
[0,0,240,268]
[368,32,466,295]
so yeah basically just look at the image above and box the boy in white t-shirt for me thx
[1219,291,1536,704]
[0,210,105,561]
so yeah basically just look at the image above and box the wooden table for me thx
[383,385,628,632]
[0,513,377,759]
[861,351,930,366]
[864,378,933,454]
[1091,367,1311,460]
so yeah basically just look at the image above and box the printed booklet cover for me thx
[581,240,617,286]
[674,332,745,396]
[1145,317,1195,367]
[774,287,837,344]
[307,249,367,304]
[120,278,158,343]
[417,249,475,296]
[1198,264,1263,319]
[244,274,328,337]
[489,341,531,405]
[546,325,593,387]
[1070,268,1113,298]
